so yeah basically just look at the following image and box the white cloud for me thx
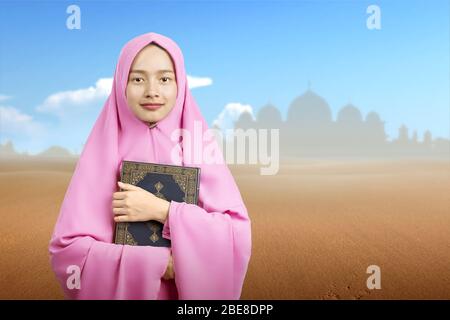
[36,78,113,116]
[187,75,213,89]
[212,102,254,132]
[36,74,211,117]
[0,94,12,102]
[0,105,45,136]
[2,72,213,154]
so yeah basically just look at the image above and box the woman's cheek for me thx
[126,85,141,102]
[163,83,177,98]
[133,86,145,101]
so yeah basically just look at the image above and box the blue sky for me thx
[0,0,448,154]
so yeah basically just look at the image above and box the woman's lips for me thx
[140,103,163,111]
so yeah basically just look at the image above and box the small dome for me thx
[366,111,382,124]
[337,104,363,123]
[287,90,332,124]
[234,111,255,129]
[257,103,282,124]
[237,111,254,123]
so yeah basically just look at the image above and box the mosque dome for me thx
[257,103,282,125]
[287,90,332,125]
[237,111,254,123]
[366,111,382,124]
[234,111,255,129]
[337,104,363,123]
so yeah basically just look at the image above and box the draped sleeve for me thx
[50,235,171,299]
[48,154,173,300]
[164,200,251,299]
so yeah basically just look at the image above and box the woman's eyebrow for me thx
[158,69,175,74]
[130,69,175,74]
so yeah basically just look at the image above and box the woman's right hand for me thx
[163,253,175,280]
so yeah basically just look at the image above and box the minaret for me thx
[398,124,409,144]
[423,130,432,148]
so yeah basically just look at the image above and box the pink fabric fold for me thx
[48,32,251,300]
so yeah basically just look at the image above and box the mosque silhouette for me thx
[0,88,448,159]
[233,89,450,157]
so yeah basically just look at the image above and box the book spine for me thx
[195,168,201,205]
[114,222,126,244]
[113,164,126,244]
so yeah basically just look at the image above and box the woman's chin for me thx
[139,112,161,124]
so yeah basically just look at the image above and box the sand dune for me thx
[0,157,449,299]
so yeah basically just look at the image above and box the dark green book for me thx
[114,160,200,247]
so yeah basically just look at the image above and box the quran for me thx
[114,160,200,247]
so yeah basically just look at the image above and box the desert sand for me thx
[0,157,449,299]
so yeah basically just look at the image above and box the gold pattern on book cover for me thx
[147,222,160,243]
[123,162,198,204]
[125,228,138,245]
[154,181,166,200]
[115,161,200,245]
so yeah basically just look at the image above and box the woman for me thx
[49,32,252,300]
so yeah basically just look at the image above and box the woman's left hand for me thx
[112,181,170,223]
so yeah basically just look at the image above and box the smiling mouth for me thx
[140,103,164,110]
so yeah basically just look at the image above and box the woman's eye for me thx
[132,77,144,83]
[161,77,171,83]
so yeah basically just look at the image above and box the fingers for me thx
[113,210,137,222]
[112,192,126,200]
[112,199,126,208]
[112,207,127,215]
[114,214,130,222]
[111,182,148,224]
[118,181,141,191]
[113,208,131,223]
[112,197,129,222]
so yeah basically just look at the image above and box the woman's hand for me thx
[163,253,175,280]
[112,181,170,223]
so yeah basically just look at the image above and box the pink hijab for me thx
[49,32,251,300]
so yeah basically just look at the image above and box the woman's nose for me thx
[144,81,160,98]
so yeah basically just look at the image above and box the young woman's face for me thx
[126,44,178,126]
